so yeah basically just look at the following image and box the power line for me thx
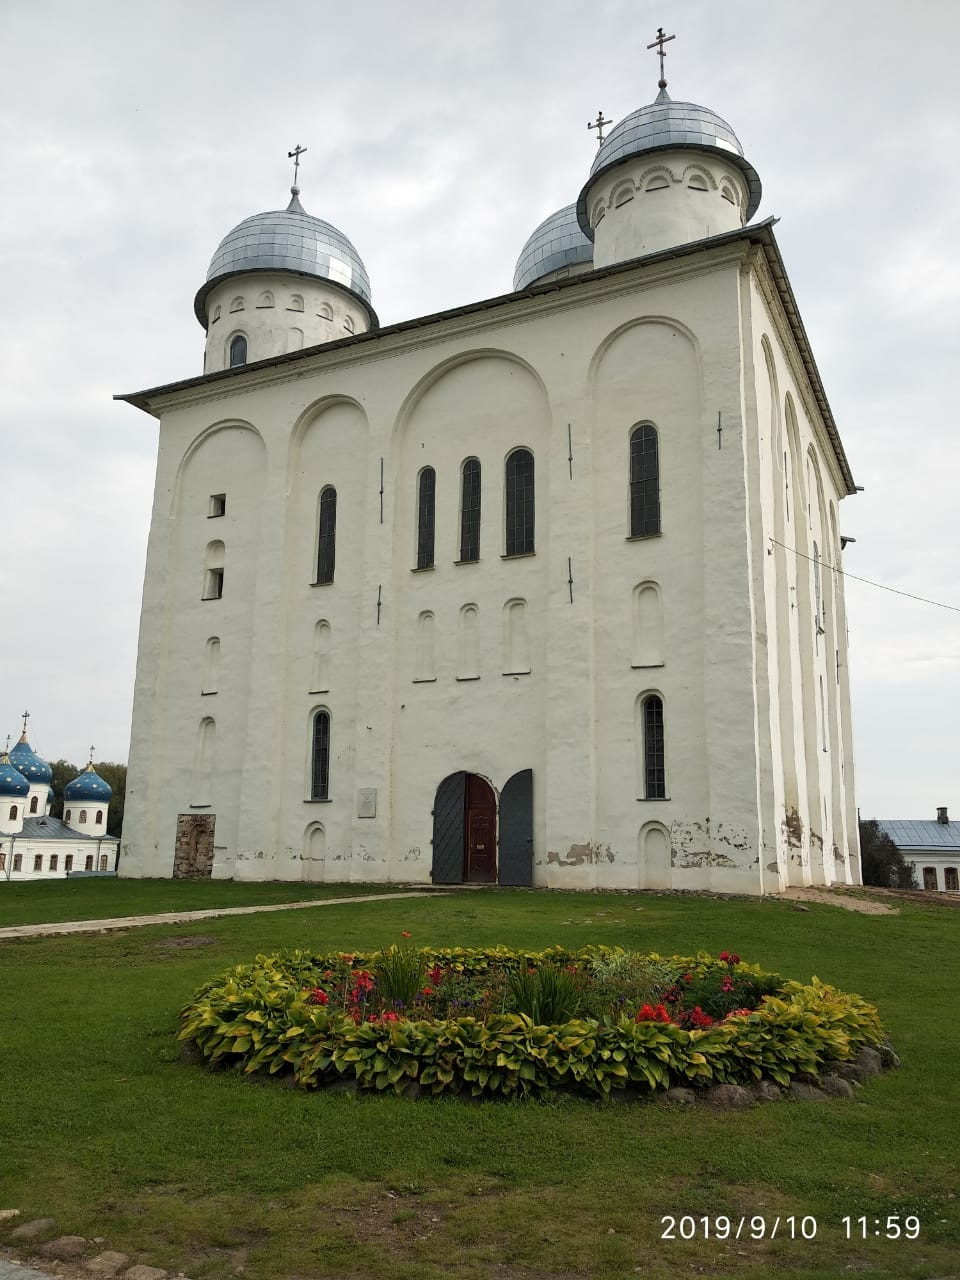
[769,538,960,614]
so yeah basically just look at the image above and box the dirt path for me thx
[0,890,443,940]
[779,886,900,914]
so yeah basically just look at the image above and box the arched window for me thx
[311,710,330,800]
[316,486,337,584]
[7,805,15,820]
[203,540,225,600]
[505,449,535,556]
[65,809,71,822]
[84,855,93,872]
[343,315,355,333]
[229,296,245,313]
[642,694,666,799]
[256,290,274,308]
[416,467,436,569]
[629,424,660,537]
[96,809,103,824]
[211,304,222,323]
[29,795,38,813]
[229,335,247,367]
[79,809,88,824]
[945,868,959,892]
[50,855,58,872]
[318,302,333,320]
[459,458,481,562]
[923,867,937,890]
[193,717,216,806]
[99,854,108,871]
[202,636,221,694]
[288,294,305,313]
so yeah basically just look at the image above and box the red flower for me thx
[718,951,730,962]
[636,1003,671,1023]
[307,987,329,1006]
[683,973,693,982]
[721,975,734,992]
[730,953,741,965]
[428,965,444,986]
[401,931,411,938]
[421,986,434,997]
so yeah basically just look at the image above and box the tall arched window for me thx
[202,636,221,694]
[316,486,337,584]
[79,809,88,824]
[229,334,247,367]
[311,710,331,800]
[505,448,535,556]
[630,425,660,537]
[459,458,481,562]
[642,694,666,799]
[416,467,436,569]
[96,809,103,824]
[29,795,38,813]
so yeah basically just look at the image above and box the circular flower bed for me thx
[179,944,885,1100]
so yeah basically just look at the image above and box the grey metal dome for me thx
[194,190,376,328]
[577,88,761,236]
[513,204,594,291]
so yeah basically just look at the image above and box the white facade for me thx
[119,82,861,894]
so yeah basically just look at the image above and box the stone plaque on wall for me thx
[357,788,377,818]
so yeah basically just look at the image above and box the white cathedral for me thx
[118,53,861,894]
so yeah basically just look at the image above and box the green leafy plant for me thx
[506,962,582,1024]
[372,943,426,1010]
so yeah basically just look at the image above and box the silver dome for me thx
[194,190,375,328]
[577,88,761,236]
[513,204,594,291]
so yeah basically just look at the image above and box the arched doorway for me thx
[432,772,497,884]
[431,769,533,885]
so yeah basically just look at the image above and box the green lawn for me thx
[0,876,410,927]
[1,887,956,1280]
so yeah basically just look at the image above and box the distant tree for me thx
[859,818,918,889]
[46,758,126,838]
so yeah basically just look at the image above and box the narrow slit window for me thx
[630,424,661,537]
[229,334,247,367]
[416,467,436,569]
[643,694,666,799]
[311,710,330,800]
[505,449,535,556]
[459,458,481,562]
[316,486,337,584]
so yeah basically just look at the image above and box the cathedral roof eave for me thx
[115,218,855,495]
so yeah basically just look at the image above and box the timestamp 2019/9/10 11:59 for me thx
[660,1214,921,1241]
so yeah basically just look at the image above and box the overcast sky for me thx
[1,0,957,820]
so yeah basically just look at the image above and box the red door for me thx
[465,775,497,883]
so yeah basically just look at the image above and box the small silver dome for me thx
[194,190,375,328]
[513,204,594,291]
[577,88,761,235]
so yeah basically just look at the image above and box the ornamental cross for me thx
[587,110,612,147]
[89,746,95,765]
[647,26,676,88]
[287,143,307,186]
[21,709,29,735]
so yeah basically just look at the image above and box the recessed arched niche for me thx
[631,581,664,667]
[638,821,671,889]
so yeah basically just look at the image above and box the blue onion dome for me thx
[194,188,376,328]
[577,87,762,236]
[64,762,112,804]
[513,204,594,291]
[9,734,53,785]
[0,751,30,797]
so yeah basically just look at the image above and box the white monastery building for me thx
[0,722,118,881]
[118,48,861,894]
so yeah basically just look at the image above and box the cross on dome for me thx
[287,143,307,191]
[646,26,676,90]
[587,110,612,147]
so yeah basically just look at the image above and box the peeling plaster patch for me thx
[547,842,615,867]
[810,831,823,851]
[669,819,744,869]
[766,861,779,873]
[783,807,803,849]
[401,847,422,862]
[833,843,844,865]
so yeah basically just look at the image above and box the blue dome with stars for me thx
[9,736,53,785]
[64,763,112,803]
[0,752,30,797]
